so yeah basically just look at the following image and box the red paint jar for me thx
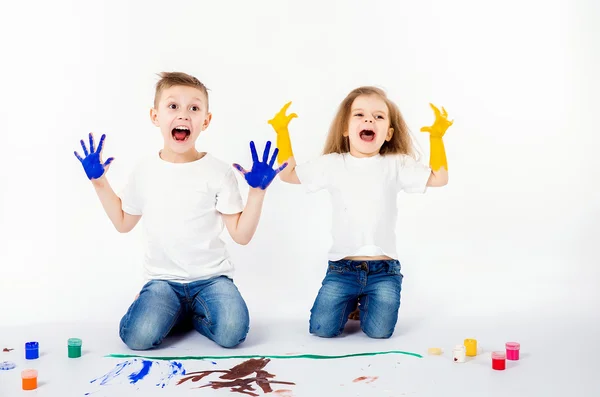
[491,351,506,370]
[505,342,520,360]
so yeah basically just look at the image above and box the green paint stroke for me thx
[105,350,422,361]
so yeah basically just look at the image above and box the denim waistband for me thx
[328,258,401,271]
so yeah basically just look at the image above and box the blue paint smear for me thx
[156,361,186,388]
[128,359,153,384]
[88,358,187,392]
[90,360,134,385]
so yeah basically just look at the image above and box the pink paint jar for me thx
[505,342,520,360]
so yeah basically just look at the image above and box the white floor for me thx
[0,313,598,397]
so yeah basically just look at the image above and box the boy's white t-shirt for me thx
[295,152,431,261]
[120,152,244,283]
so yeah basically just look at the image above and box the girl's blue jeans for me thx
[309,259,403,339]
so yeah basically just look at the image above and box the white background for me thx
[0,0,598,328]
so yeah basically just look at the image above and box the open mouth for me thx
[359,129,376,142]
[172,126,190,142]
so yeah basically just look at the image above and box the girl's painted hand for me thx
[268,101,297,134]
[420,103,453,138]
[233,141,288,190]
[74,133,114,180]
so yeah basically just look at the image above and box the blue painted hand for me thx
[233,141,287,190]
[74,133,114,180]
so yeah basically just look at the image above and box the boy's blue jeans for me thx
[119,276,249,350]
[309,259,403,339]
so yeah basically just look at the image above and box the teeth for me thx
[174,126,190,130]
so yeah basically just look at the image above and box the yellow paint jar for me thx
[464,339,477,356]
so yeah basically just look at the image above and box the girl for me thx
[268,86,452,338]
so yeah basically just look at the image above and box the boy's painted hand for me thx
[420,103,453,138]
[74,133,114,180]
[233,141,288,190]
[268,101,297,163]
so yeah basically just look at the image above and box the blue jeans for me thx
[309,259,403,339]
[119,276,249,350]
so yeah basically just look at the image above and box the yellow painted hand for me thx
[420,103,453,171]
[268,101,297,163]
[420,103,453,138]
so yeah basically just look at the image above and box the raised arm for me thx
[268,102,301,184]
[223,141,287,245]
[420,103,452,187]
[74,133,141,233]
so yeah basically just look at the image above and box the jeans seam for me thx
[194,296,212,326]
[360,294,370,332]
[161,306,183,342]
[338,299,351,335]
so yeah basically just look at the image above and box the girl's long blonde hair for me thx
[322,86,416,158]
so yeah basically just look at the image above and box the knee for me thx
[212,319,249,348]
[211,304,250,348]
[361,324,394,339]
[310,324,342,338]
[360,314,397,339]
[309,314,343,338]
[119,322,162,350]
[118,281,177,350]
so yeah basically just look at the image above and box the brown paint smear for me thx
[177,358,295,396]
[353,376,378,384]
[2,348,13,352]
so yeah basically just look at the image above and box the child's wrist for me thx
[248,187,267,196]
[91,176,107,189]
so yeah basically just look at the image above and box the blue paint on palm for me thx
[74,133,114,180]
[233,141,287,190]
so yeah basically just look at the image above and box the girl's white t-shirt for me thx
[295,152,431,261]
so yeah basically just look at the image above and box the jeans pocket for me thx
[386,261,402,276]
[327,264,345,274]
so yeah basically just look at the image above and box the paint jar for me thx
[25,342,38,360]
[0,361,16,371]
[505,342,520,360]
[427,347,443,355]
[68,338,82,358]
[491,351,506,370]
[452,345,466,363]
[464,338,477,356]
[21,369,38,390]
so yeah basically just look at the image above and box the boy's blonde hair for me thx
[322,86,415,158]
[154,71,210,109]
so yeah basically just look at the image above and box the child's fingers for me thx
[232,163,248,175]
[269,147,279,167]
[80,140,89,156]
[275,162,288,174]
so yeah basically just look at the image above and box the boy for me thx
[74,72,286,350]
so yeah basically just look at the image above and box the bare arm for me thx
[74,133,141,233]
[221,189,266,245]
[278,156,300,184]
[91,176,141,233]
[426,167,448,187]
